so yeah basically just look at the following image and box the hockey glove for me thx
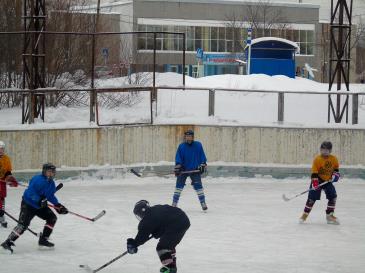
[311,178,319,190]
[331,171,340,183]
[174,165,182,177]
[39,196,48,208]
[54,203,68,214]
[198,163,207,174]
[5,175,18,187]
[127,238,138,254]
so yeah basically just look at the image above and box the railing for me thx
[156,86,365,125]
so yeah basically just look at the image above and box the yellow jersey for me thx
[0,154,12,179]
[311,154,339,182]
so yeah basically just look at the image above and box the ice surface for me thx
[1,175,364,273]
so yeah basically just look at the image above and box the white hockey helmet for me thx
[0,141,5,149]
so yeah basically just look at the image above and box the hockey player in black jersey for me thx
[126,200,190,273]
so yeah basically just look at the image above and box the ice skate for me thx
[326,212,340,225]
[160,266,177,273]
[0,216,7,228]
[1,239,15,253]
[201,202,208,212]
[299,212,308,223]
[38,236,55,250]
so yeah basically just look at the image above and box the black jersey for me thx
[134,205,190,246]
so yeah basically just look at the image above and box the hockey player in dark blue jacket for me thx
[1,163,68,253]
[172,129,208,211]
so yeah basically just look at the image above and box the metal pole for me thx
[352,94,358,124]
[247,28,252,75]
[208,89,215,116]
[183,33,186,86]
[278,92,284,122]
[153,32,156,90]
[90,0,101,122]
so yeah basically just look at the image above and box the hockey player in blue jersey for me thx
[172,129,208,211]
[1,163,68,253]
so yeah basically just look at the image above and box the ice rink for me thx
[1,175,364,273]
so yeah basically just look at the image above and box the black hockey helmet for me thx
[320,141,332,151]
[133,200,150,221]
[184,129,194,136]
[42,163,56,175]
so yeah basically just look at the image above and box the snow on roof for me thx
[250,37,299,49]
[244,37,299,52]
[142,0,320,9]
[72,1,132,12]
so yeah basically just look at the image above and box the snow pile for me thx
[1,73,365,130]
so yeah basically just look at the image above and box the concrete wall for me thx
[0,125,364,170]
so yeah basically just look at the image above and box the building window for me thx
[137,23,314,56]
[170,65,178,73]
[192,66,198,78]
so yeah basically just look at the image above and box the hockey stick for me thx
[282,180,331,202]
[79,236,153,272]
[3,183,64,237]
[48,204,106,222]
[79,251,128,273]
[3,211,40,237]
[130,168,201,178]
[0,180,63,189]
[0,179,27,187]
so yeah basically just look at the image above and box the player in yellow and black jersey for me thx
[299,141,341,225]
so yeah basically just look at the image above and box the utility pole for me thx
[90,0,101,122]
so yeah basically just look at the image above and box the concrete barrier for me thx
[1,125,364,170]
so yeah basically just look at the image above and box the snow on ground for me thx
[1,175,364,273]
[1,73,365,130]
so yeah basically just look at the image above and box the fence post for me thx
[209,89,215,116]
[352,93,358,125]
[278,92,284,122]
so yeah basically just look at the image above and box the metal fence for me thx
[156,86,364,125]
[0,30,186,123]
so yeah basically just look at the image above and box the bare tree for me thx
[353,17,365,82]
[317,15,365,83]
[0,0,22,109]
[244,0,290,37]
[224,0,291,53]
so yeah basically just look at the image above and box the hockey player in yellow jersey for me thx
[299,141,341,225]
[0,141,18,228]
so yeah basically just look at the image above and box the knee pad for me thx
[157,248,175,266]
[47,215,57,226]
[14,223,26,235]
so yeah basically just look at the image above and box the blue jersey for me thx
[175,141,207,171]
[22,174,59,209]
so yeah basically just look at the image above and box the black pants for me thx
[19,200,57,226]
[156,217,190,269]
[9,200,57,241]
